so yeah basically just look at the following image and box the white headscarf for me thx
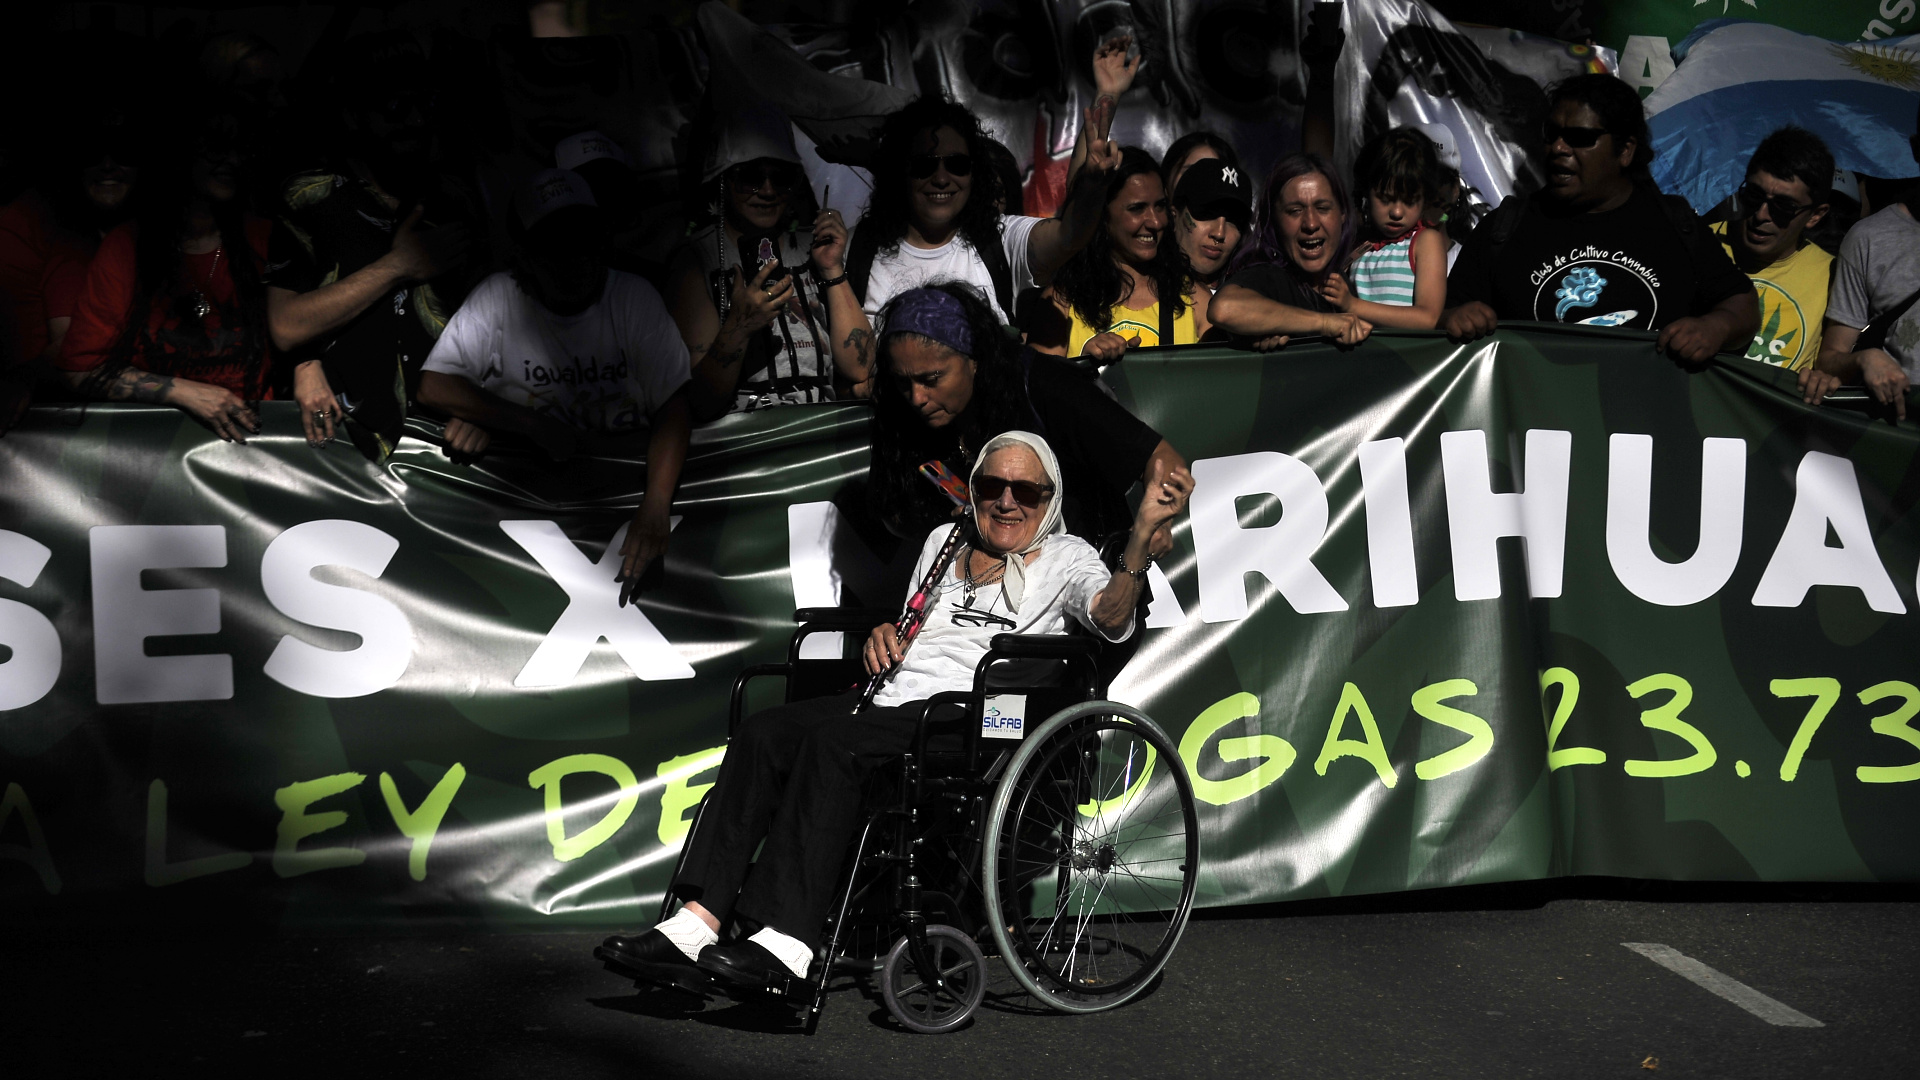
[969,430,1065,613]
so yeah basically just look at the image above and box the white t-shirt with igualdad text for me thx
[422,270,690,433]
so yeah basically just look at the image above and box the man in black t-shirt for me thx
[1443,75,1757,364]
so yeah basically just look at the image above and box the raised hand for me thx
[387,205,471,282]
[1082,112,1122,175]
[1135,453,1194,560]
[1092,33,1143,100]
[810,208,849,278]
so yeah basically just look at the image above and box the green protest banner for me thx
[1,327,1915,928]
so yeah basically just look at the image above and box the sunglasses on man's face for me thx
[910,153,974,179]
[972,474,1055,509]
[728,163,800,192]
[1737,182,1815,225]
[1542,123,1609,150]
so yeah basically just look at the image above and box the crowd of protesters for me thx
[0,16,1908,594]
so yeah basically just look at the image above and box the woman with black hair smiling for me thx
[1029,146,1199,365]
[836,96,1117,383]
[868,283,1192,562]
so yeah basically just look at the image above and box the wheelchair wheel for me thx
[879,924,987,1034]
[982,701,1199,1014]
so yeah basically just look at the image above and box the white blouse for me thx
[871,525,1132,708]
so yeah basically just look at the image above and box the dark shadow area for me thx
[1192,875,1920,922]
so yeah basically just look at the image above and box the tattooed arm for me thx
[666,244,789,422]
[65,365,262,443]
[808,206,877,398]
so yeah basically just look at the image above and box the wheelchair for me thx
[628,607,1201,1034]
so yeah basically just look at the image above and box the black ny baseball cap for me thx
[1173,157,1251,231]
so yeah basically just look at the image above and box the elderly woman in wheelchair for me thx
[598,429,1196,1029]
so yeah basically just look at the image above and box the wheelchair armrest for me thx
[729,664,790,737]
[794,607,897,632]
[986,633,1100,661]
[910,690,974,759]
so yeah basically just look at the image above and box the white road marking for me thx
[1621,943,1824,1028]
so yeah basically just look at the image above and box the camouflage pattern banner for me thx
[2,327,1918,928]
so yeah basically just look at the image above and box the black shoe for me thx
[697,940,800,992]
[595,930,715,995]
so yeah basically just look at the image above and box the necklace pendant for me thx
[192,293,212,320]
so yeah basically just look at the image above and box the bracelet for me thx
[814,270,849,289]
[1116,551,1151,580]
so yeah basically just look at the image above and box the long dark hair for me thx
[848,98,1007,277]
[868,281,1034,537]
[1353,128,1443,239]
[1049,146,1188,332]
[1160,131,1238,189]
[1227,152,1355,279]
[95,110,270,399]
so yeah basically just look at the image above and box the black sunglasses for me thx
[727,162,800,191]
[1737,182,1815,225]
[909,153,974,179]
[1542,123,1609,150]
[972,474,1055,508]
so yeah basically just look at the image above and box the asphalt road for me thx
[9,881,1914,1078]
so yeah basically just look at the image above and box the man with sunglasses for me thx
[1443,75,1757,365]
[1709,127,1837,405]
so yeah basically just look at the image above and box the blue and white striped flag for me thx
[1648,20,1920,212]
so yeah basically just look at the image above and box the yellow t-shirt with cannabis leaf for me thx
[1713,222,1831,371]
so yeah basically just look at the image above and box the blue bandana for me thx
[881,288,974,357]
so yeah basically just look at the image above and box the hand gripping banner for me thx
[1,328,1916,927]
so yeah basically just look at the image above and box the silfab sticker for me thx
[982,694,1028,740]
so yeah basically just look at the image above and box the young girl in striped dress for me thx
[1318,128,1449,330]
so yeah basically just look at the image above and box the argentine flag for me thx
[1647,20,1920,213]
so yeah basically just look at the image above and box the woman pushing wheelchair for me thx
[595,350,1192,994]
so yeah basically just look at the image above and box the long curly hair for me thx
[868,281,1036,537]
[91,109,271,400]
[1227,152,1355,279]
[1048,146,1189,334]
[849,97,1007,272]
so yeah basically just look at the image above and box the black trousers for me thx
[672,690,926,948]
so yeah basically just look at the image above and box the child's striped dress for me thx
[1348,222,1426,306]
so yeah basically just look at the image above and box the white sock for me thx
[653,908,719,963]
[749,926,812,979]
